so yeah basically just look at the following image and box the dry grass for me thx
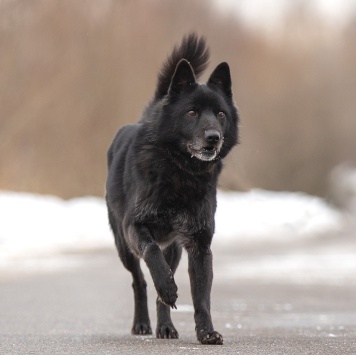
[1,0,355,198]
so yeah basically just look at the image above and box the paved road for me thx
[1,239,356,354]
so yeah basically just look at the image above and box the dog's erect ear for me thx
[207,62,232,97]
[168,59,196,96]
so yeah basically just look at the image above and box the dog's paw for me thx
[156,323,179,339]
[199,331,223,345]
[156,273,178,308]
[131,322,152,335]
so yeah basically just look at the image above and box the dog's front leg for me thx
[187,244,223,345]
[127,224,178,309]
[144,242,179,308]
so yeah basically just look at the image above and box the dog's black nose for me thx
[205,130,221,143]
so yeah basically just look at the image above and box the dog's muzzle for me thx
[188,130,223,161]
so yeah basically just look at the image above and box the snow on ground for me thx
[0,189,355,283]
[219,252,356,286]
[215,190,342,243]
[0,191,113,272]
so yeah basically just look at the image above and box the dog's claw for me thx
[199,331,223,345]
[157,293,178,309]
[156,323,179,339]
[131,322,152,335]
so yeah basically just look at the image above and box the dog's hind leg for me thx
[156,242,182,339]
[110,213,152,335]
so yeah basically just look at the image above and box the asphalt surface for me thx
[1,238,356,355]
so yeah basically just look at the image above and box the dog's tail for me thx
[154,33,210,100]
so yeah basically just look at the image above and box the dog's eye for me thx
[188,110,198,117]
[217,111,225,119]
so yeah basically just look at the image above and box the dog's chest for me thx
[149,206,213,246]
[136,195,214,237]
[132,166,216,239]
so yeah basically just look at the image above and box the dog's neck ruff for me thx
[161,146,220,175]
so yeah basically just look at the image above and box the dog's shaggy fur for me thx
[106,33,239,345]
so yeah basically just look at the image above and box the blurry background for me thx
[1,0,356,199]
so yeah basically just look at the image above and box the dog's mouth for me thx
[188,145,219,161]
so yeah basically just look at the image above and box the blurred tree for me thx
[0,0,355,198]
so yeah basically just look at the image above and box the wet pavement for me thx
[1,236,356,354]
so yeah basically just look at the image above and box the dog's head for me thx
[156,59,239,162]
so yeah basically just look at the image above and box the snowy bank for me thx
[0,189,343,267]
[215,189,342,243]
[0,192,113,264]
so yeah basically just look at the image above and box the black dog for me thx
[106,33,239,345]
